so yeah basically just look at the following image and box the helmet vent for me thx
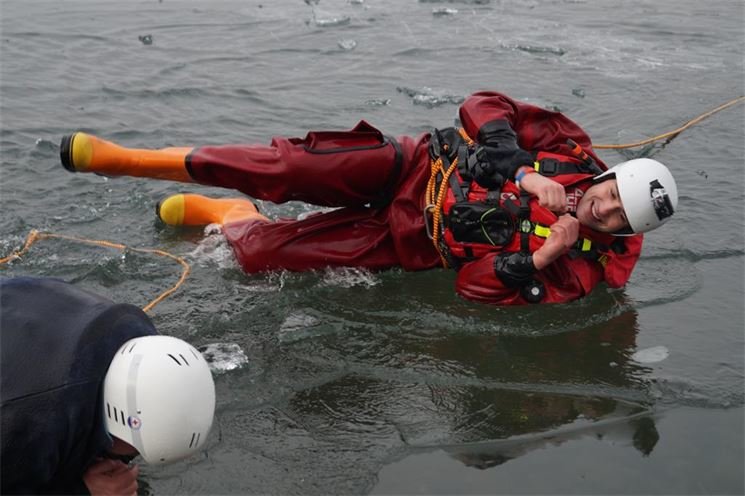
[167,353,194,366]
[121,342,138,355]
[107,403,127,426]
[188,432,202,449]
[189,348,200,361]
[167,353,183,366]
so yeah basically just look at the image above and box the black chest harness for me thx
[425,127,625,271]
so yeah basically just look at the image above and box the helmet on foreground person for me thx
[595,158,678,234]
[103,335,216,465]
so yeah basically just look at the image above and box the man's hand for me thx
[532,214,579,270]
[83,458,139,496]
[517,170,567,214]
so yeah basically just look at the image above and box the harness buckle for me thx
[539,158,559,176]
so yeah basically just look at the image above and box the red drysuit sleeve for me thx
[455,252,606,305]
[459,92,521,140]
[459,91,606,167]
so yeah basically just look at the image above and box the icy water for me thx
[1,0,743,494]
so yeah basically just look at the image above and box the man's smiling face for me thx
[576,178,629,233]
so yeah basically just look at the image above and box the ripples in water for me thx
[186,228,239,270]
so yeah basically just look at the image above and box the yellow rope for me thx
[594,95,744,150]
[0,230,190,313]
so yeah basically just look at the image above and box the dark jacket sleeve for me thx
[459,90,607,168]
[458,92,535,183]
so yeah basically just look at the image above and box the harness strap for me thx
[370,136,404,209]
[534,140,603,176]
[534,157,584,176]
[518,192,531,254]
[448,166,466,203]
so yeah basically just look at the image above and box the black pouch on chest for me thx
[447,202,515,246]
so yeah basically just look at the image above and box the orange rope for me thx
[594,96,744,150]
[0,230,190,313]
[425,128,475,267]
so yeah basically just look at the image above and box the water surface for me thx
[1,0,743,494]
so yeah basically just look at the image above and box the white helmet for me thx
[596,158,678,234]
[103,335,216,465]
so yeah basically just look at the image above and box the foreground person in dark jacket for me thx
[59,91,678,305]
[0,277,216,495]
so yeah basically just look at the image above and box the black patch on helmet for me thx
[649,179,674,220]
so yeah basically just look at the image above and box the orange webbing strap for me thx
[425,128,475,268]
[594,96,744,150]
[0,230,190,313]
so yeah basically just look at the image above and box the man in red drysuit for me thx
[59,91,678,305]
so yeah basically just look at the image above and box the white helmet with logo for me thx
[596,158,678,234]
[103,335,216,465]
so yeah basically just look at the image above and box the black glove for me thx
[493,252,536,287]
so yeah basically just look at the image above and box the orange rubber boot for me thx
[60,132,194,182]
[156,194,268,226]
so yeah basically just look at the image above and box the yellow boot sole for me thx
[156,194,267,226]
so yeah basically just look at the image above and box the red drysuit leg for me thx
[188,121,441,272]
[222,206,401,272]
[187,121,403,208]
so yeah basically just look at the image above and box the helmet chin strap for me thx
[593,171,616,184]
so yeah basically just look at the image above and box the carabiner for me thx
[423,203,436,240]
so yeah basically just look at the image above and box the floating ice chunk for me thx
[365,98,391,107]
[397,86,465,108]
[506,43,566,56]
[433,7,458,15]
[280,312,321,333]
[631,346,670,364]
[315,15,351,27]
[338,38,357,50]
[278,312,325,343]
[35,138,56,150]
[199,342,249,373]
